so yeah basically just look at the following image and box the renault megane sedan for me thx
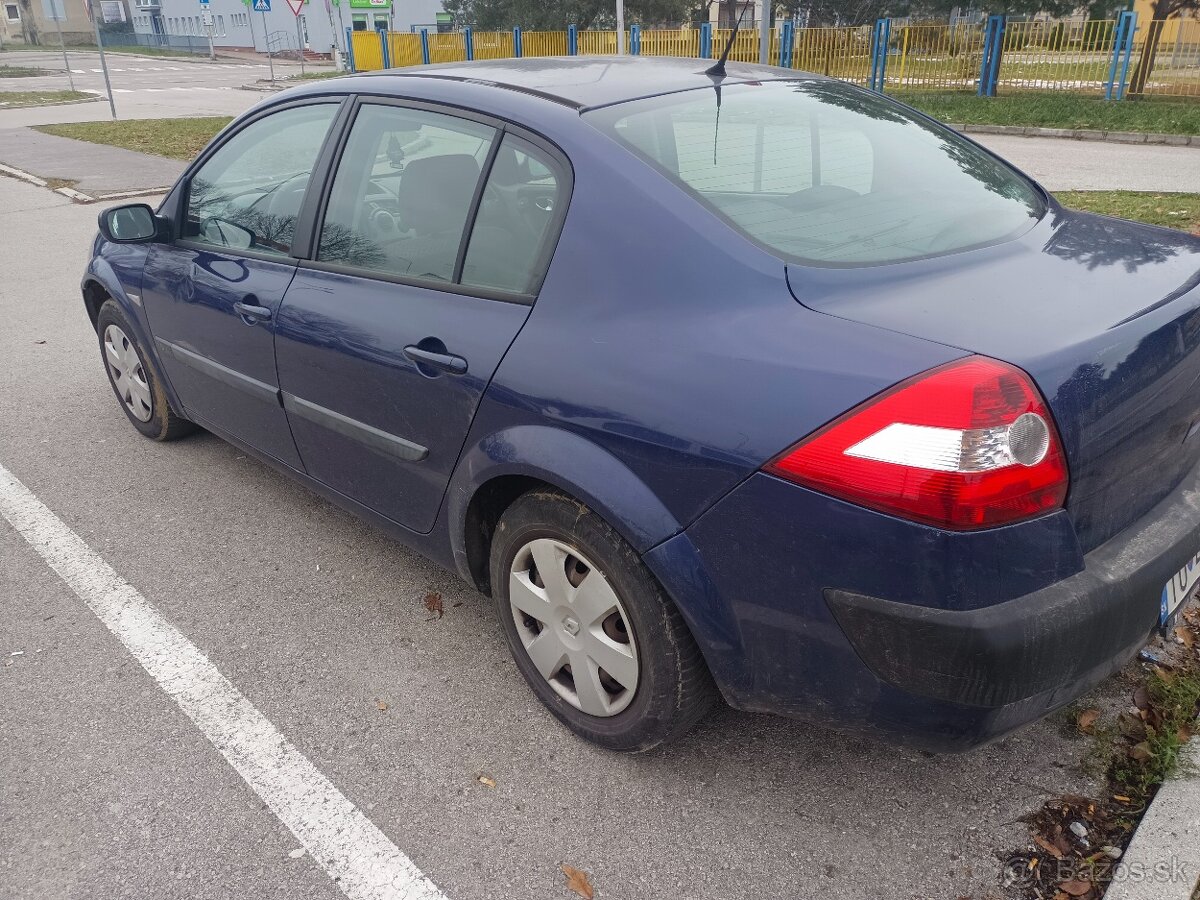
[83,56,1200,752]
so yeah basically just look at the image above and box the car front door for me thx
[140,99,343,469]
[274,100,568,532]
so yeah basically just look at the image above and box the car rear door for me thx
[140,99,345,469]
[274,98,568,533]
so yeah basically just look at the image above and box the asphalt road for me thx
[0,49,307,125]
[0,174,1116,900]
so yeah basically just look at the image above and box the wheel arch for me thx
[82,266,187,420]
[448,425,683,596]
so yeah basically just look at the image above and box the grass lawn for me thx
[1057,191,1200,233]
[103,45,211,58]
[0,41,203,58]
[0,89,92,108]
[0,65,50,77]
[895,91,1200,135]
[34,116,233,161]
[286,70,344,80]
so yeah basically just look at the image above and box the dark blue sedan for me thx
[83,56,1200,752]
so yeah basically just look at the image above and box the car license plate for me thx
[1161,550,1200,626]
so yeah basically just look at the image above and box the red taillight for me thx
[765,356,1069,530]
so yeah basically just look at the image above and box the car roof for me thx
[341,55,822,111]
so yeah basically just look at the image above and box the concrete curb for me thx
[947,122,1200,147]
[238,81,287,93]
[1103,742,1200,899]
[0,161,168,204]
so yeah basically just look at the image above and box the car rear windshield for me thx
[584,80,1045,267]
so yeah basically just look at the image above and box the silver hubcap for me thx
[103,325,153,423]
[509,538,639,717]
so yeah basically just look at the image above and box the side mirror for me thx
[98,203,161,244]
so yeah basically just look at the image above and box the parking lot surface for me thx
[0,174,1104,900]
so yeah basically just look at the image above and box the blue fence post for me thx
[1104,10,1137,100]
[630,23,640,55]
[568,23,577,55]
[380,29,391,69]
[513,26,522,57]
[883,18,892,91]
[778,19,793,67]
[1115,11,1136,99]
[699,21,712,59]
[345,27,356,71]
[869,18,891,91]
[464,26,473,61]
[869,19,880,90]
[420,28,430,64]
[978,14,1005,97]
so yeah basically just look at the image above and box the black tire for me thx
[96,300,195,442]
[490,489,716,752]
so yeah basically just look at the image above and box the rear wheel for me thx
[490,489,716,752]
[96,300,195,442]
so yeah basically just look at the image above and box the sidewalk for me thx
[0,129,183,196]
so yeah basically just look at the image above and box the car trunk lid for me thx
[787,206,1200,553]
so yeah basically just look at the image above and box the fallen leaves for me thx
[375,699,388,712]
[1076,708,1100,734]
[1009,794,1126,900]
[561,865,594,900]
[1129,740,1154,763]
[477,774,496,789]
[1033,834,1064,860]
[423,591,443,620]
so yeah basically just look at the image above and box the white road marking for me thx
[0,463,448,900]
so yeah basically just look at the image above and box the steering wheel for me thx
[264,172,311,221]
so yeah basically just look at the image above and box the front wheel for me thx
[96,300,195,442]
[490,489,716,752]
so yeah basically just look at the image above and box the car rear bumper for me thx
[646,463,1200,751]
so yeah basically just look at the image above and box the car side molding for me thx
[282,393,429,464]
[155,338,279,406]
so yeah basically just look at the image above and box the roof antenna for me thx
[706,3,748,78]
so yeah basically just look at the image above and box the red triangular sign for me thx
[286,0,303,15]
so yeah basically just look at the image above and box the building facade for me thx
[124,0,443,56]
[2,0,128,47]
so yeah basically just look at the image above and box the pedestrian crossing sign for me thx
[252,0,270,10]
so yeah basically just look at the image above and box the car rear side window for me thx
[460,134,563,295]
[317,104,496,283]
[182,103,338,257]
[585,81,1044,267]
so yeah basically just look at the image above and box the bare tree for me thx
[1128,0,1199,97]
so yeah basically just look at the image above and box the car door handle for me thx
[233,300,272,323]
[403,345,468,375]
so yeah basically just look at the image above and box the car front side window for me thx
[182,103,339,258]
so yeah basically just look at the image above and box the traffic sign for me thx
[286,0,303,15]
[252,0,270,11]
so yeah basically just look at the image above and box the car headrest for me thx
[397,154,480,233]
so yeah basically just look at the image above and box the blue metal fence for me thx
[347,17,1161,101]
